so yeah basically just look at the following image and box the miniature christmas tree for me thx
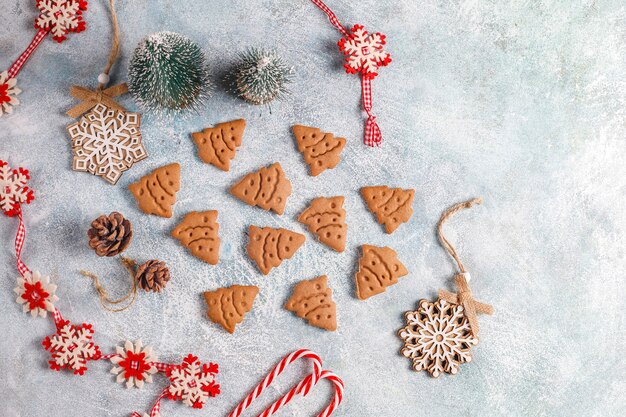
[128,32,211,115]
[233,48,293,105]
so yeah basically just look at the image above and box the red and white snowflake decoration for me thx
[338,24,391,79]
[35,0,88,43]
[14,271,58,318]
[42,319,101,375]
[110,340,158,389]
[0,160,35,217]
[0,71,21,117]
[166,354,220,408]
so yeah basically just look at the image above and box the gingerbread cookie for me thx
[285,275,337,331]
[128,163,180,218]
[298,196,347,252]
[230,163,291,214]
[292,125,346,176]
[361,186,415,234]
[247,226,305,275]
[171,211,220,265]
[192,119,246,171]
[355,244,408,300]
[203,285,258,333]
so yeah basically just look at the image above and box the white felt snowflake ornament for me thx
[398,298,478,377]
[0,160,35,217]
[35,0,88,43]
[43,320,101,375]
[0,71,21,117]
[167,354,220,408]
[67,103,147,185]
[338,24,391,79]
[14,271,58,318]
[110,340,158,389]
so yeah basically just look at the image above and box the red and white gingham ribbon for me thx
[7,29,47,79]
[310,0,385,147]
[228,349,344,417]
[15,212,29,277]
[130,387,169,417]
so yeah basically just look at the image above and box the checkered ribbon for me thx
[309,0,385,147]
[130,387,169,417]
[15,212,29,277]
[228,349,344,417]
[8,30,47,79]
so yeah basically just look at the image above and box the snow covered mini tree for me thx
[128,32,211,116]
[233,48,293,105]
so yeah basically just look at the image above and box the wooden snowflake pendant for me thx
[398,298,478,377]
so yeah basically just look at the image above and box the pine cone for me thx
[135,260,170,293]
[87,212,133,257]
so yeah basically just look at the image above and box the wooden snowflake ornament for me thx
[398,198,493,377]
[14,271,58,318]
[110,340,158,389]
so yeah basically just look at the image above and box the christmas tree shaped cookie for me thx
[285,276,337,331]
[361,186,415,234]
[298,196,347,252]
[292,125,346,176]
[203,285,259,333]
[129,163,180,218]
[247,226,305,275]
[355,245,408,300]
[171,211,220,265]
[230,163,291,214]
[192,119,246,171]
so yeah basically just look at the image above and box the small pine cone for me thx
[135,260,170,293]
[87,212,133,257]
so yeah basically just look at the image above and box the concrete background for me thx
[1,0,625,416]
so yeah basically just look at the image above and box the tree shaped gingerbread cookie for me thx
[192,119,246,171]
[285,275,337,331]
[203,285,259,333]
[361,186,414,234]
[129,163,180,218]
[230,163,291,214]
[292,125,346,176]
[298,196,347,252]
[355,245,408,300]
[171,210,220,265]
[247,226,305,275]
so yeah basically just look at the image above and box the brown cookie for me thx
[298,196,347,252]
[192,119,246,171]
[361,186,415,234]
[129,163,180,218]
[285,275,337,331]
[230,163,292,214]
[355,244,409,300]
[171,211,220,265]
[247,226,305,275]
[292,125,346,176]
[203,285,259,333]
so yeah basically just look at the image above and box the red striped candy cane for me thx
[228,349,324,417]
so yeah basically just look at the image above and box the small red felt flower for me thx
[110,340,158,389]
[42,320,101,375]
[35,0,88,43]
[14,270,59,317]
[0,160,34,217]
[166,354,220,408]
[338,24,392,79]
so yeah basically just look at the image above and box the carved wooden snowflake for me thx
[0,71,21,117]
[42,319,101,375]
[14,271,58,318]
[398,298,478,377]
[110,340,158,389]
[167,354,220,408]
[338,24,392,79]
[67,103,147,185]
[35,0,88,43]
[0,160,35,217]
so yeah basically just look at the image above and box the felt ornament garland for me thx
[398,198,494,377]
[308,0,392,147]
[0,0,89,117]
[1,158,221,416]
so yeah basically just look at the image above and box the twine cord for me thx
[80,256,138,312]
[99,0,121,90]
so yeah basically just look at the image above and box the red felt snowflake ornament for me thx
[166,354,220,409]
[0,160,35,217]
[35,0,88,43]
[338,24,392,80]
[42,319,101,375]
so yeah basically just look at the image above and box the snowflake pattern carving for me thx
[67,104,147,185]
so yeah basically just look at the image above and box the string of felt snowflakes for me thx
[1,0,89,117]
[1,159,221,417]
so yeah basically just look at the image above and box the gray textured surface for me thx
[1,0,625,416]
